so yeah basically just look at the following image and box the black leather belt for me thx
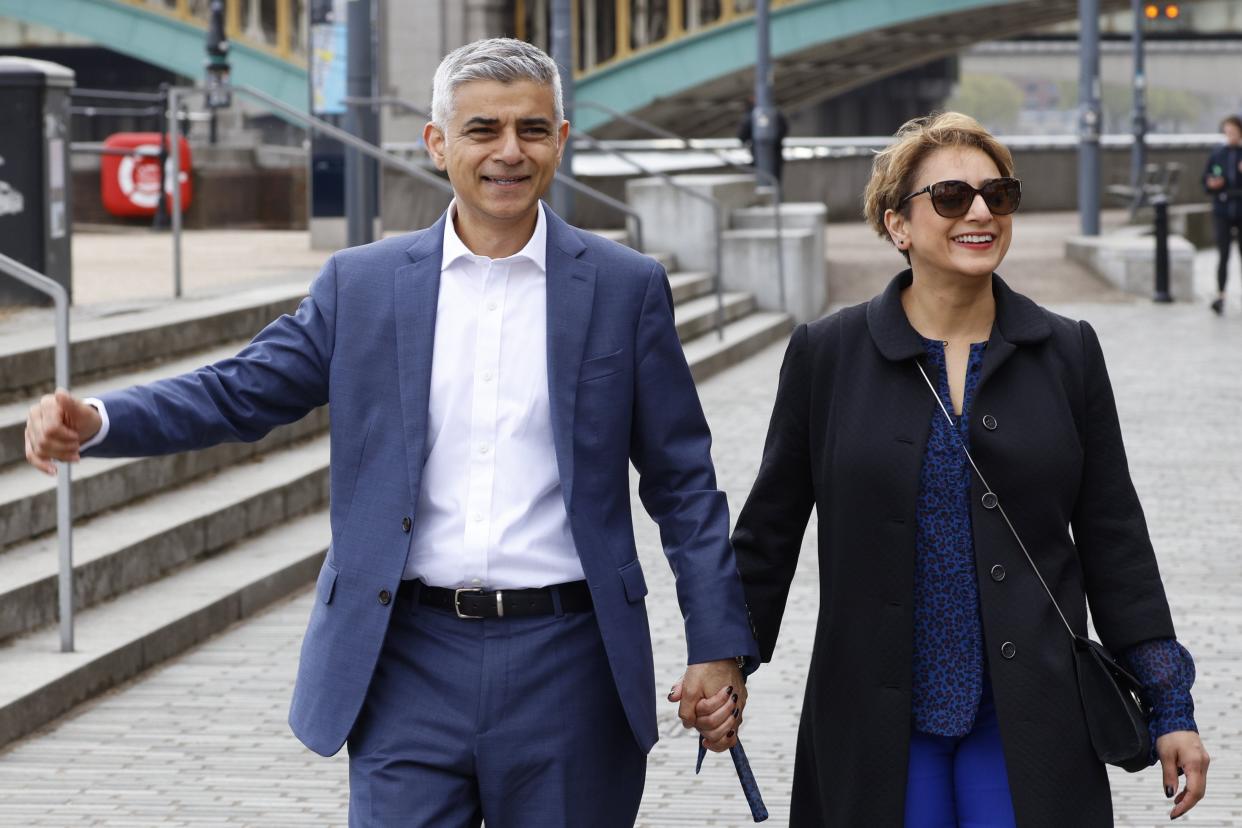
[408,579,593,619]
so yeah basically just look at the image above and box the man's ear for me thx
[555,119,570,167]
[423,121,448,171]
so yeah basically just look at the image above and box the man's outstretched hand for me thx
[24,389,101,475]
[669,658,746,753]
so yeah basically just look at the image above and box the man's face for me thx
[1224,122,1242,146]
[424,78,568,229]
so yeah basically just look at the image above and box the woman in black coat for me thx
[730,113,1210,826]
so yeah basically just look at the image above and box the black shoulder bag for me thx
[916,361,1151,772]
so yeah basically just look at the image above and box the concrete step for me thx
[0,342,246,470]
[0,508,329,748]
[666,272,713,304]
[0,406,328,549]
[685,311,794,383]
[674,292,755,342]
[0,433,329,643]
[0,281,308,401]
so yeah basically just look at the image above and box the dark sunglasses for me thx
[899,177,1022,218]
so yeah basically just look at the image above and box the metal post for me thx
[169,87,183,297]
[154,83,170,229]
[54,289,73,652]
[1078,0,1102,236]
[551,0,575,221]
[345,0,376,247]
[1153,194,1172,302]
[1130,0,1147,205]
[752,0,779,184]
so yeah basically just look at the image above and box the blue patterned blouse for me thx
[912,338,1197,750]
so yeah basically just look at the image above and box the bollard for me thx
[1152,195,1173,303]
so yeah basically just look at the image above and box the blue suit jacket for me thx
[88,206,759,756]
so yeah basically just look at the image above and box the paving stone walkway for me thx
[1,223,1239,826]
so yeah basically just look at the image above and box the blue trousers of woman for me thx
[904,682,1018,828]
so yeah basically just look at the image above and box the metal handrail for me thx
[345,96,645,251]
[164,84,455,297]
[571,129,726,340]
[576,100,787,313]
[0,253,74,653]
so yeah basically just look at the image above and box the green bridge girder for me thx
[0,0,307,113]
[575,0,1134,136]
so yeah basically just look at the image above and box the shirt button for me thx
[1000,641,1017,659]
[487,301,498,311]
[479,444,490,455]
[981,492,999,510]
[378,589,392,606]
[401,516,412,533]
[990,564,1006,582]
[482,370,494,382]
[982,414,998,431]
[472,513,484,523]
[471,578,482,586]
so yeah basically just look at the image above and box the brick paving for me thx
[1,221,1240,826]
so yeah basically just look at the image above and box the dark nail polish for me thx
[1165,786,1174,798]
[727,730,735,738]
[732,693,739,703]
[667,692,676,701]
[725,685,734,696]
[733,708,740,718]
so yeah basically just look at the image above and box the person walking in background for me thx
[24,38,756,828]
[725,112,1209,826]
[1204,114,1242,315]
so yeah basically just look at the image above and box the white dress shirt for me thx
[404,201,583,589]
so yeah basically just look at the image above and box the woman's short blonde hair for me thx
[862,112,1015,258]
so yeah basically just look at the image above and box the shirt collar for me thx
[441,200,547,274]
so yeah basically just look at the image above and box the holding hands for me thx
[24,389,100,475]
[667,658,746,752]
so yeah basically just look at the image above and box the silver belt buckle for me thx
[453,587,485,619]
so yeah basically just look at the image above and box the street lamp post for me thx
[204,0,231,145]
[345,0,377,247]
[752,0,779,184]
[1078,0,1102,236]
[1131,0,1148,205]
[551,0,575,221]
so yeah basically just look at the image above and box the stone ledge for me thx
[1064,233,1195,302]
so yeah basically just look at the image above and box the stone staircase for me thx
[0,240,792,747]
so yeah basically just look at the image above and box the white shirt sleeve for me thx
[79,397,110,451]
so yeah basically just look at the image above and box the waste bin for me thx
[0,57,74,306]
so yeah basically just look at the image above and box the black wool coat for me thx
[732,272,1176,827]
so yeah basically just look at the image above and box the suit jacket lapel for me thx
[394,216,446,503]
[543,210,595,508]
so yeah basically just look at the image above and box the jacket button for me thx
[1000,641,1016,659]
[991,564,1006,582]
[982,414,998,430]
[378,589,392,606]
[981,492,998,510]
[401,516,412,533]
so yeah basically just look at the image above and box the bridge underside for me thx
[581,0,1133,137]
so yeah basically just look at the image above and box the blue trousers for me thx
[904,683,1017,828]
[347,582,645,827]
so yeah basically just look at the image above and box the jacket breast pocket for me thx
[317,559,339,605]
[618,559,648,603]
[579,348,626,384]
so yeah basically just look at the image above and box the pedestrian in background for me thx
[1204,114,1242,315]
[726,111,1209,826]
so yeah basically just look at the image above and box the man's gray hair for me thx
[431,38,564,128]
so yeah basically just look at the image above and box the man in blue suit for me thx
[25,38,757,826]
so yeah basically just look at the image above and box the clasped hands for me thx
[667,658,746,753]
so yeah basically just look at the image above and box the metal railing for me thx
[344,96,645,250]
[0,254,74,653]
[164,83,455,297]
[577,99,787,313]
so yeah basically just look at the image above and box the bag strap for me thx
[915,360,1078,641]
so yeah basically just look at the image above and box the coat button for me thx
[982,414,997,430]
[1000,641,1017,659]
[378,589,392,606]
[401,516,412,533]
[981,492,998,509]
[991,564,1006,582]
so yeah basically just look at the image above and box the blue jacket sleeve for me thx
[85,256,338,458]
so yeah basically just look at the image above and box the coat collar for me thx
[865,269,1051,362]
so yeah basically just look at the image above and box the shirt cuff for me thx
[1121,638,1198,744]
[79,397,110,451]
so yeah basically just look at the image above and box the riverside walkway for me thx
[0,213,1238,826]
